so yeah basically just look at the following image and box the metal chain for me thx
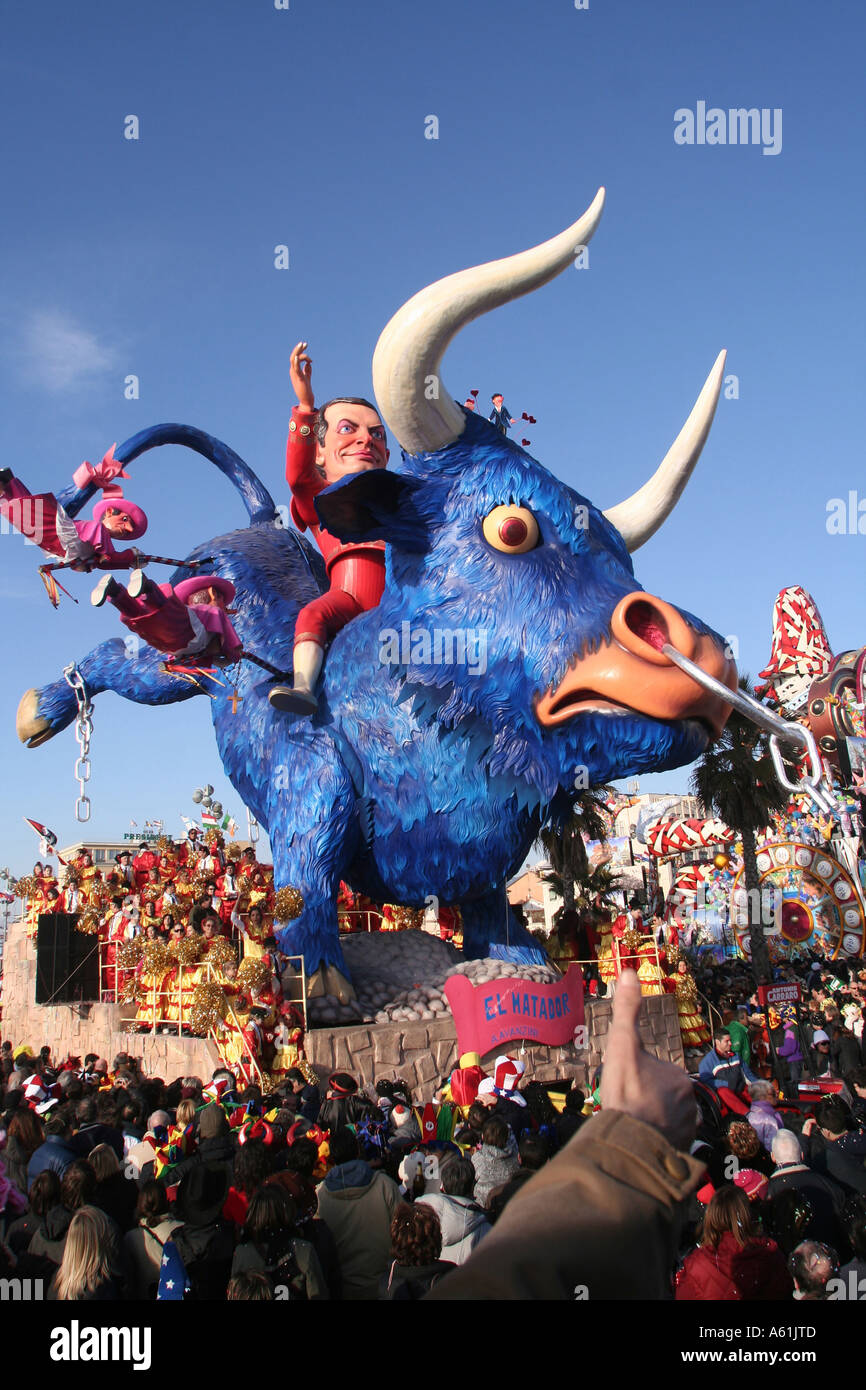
[63,662,93,822]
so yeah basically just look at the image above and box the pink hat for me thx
[92,496,148,540]
[174,575,236,605]
[733,1168,769,1201]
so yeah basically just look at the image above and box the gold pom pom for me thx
[14,874,36,900]
[170,935,205,966]
[237,956,271,993]
[204,828,224,847]
[225,843,243,861]
[274,885,304,922]
[205,936,236,969]
[156,835,174,854]
[388,904,425,932]
[189,981,228,1034]
[116,939,144,969]
[620,925,643,955]
[143,939,172,975]
[666,945,681,969]
[75,907,101,935]
[89,877,113,907]
[120,976,144,1003]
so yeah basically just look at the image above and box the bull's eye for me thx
[482,505,540,555]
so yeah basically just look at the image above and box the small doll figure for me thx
[488,393,515,435]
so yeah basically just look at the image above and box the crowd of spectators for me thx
[1,947,865,1301]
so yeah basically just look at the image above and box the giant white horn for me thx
[604,350,727,552]
[372,189,606,456]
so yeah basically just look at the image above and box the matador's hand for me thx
[289,341,314,411]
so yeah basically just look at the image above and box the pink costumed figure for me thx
[0,446,148,571]
[91,571,243,666]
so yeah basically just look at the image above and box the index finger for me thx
[600,970,643,1078]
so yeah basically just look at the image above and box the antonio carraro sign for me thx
[444,965,585,1055]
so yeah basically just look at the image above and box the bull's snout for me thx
[535,590,737,737]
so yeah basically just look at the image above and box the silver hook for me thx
[661,643,837,814]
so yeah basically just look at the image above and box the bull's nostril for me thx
[625,600,670,653]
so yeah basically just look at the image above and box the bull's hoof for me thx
[306,964,357,1005]
[16,689,54,747]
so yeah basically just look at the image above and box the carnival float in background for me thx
[631,586,866,966]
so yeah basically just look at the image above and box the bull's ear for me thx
[314,470,432,552]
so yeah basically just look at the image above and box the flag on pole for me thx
[180,815,195,830]
[200,809,219,827]
[129,819,138,829]
[224,816,238,838]
[23,818,57,855]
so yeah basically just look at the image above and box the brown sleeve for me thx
[426,1111,704,1301]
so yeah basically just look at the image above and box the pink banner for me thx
[443,965,585,1056]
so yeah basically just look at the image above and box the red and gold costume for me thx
[134,958,170,1031]
[636,939,667,996]
[666,965,711,1049]
[133,847,160,890]
[286,405,386,651]
[101,909,134,1002]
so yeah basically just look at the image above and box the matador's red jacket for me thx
[285,407,386,644]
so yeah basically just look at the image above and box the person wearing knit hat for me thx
[733,1168,769,1202]
[0,450,147,571]
[389,1104,421,1149]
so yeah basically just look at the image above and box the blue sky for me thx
[0,0,863,876]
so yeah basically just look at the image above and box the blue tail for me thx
[56,424,278,526]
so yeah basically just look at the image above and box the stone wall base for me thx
[1,919,684,1097]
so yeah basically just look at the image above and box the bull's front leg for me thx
[16,637,202,746]
[461,887,550,966]
[265,739,359,1000]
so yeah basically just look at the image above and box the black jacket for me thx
[379,1259,456,1299]
[70,1122,125,1162]
[766,1165,847,1255]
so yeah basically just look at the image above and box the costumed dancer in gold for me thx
[665,952,711,1049]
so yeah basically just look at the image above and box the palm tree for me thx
[690,674,790,985]
[536,787,615,915]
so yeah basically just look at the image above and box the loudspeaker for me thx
[35,913,100,1004]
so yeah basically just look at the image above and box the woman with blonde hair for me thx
[175,1098,196,1129]
[51,1206,121,1301]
